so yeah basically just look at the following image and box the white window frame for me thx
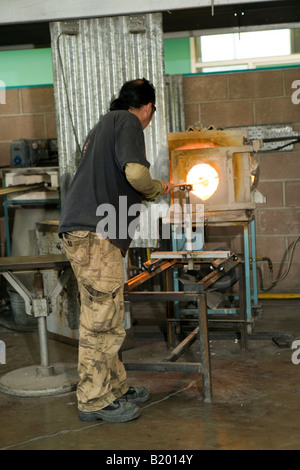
[189,25,300,74]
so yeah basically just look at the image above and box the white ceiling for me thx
[0,0,278,25]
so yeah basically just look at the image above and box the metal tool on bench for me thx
[153,182,232,264]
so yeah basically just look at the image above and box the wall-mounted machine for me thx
[10,139,58,168]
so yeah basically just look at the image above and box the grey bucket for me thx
[8,290,37,326]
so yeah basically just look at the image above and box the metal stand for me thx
[124,252,247,403]
[0,254,78,397]
[206,210,260,323]
[124,185,247,403]
[171,209,259,326]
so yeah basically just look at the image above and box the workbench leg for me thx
[238,262,248,351]
[243,223,252,322]
[165,267,175,348]
[250,218,259,309]
[36,317,54,377]
[3,197,11,256]
[34,272,54,377]
[197,293,212,403]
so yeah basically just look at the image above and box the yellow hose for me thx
[258,293,300,299]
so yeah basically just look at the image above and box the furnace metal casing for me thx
[168,128,262,214]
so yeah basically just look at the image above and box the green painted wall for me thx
[0,38,191,89]
[0,48,53,88]
[0,38,297,88]
[164,38,191,75]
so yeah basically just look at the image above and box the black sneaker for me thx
[78,400,140,423]
[119,386,150,404]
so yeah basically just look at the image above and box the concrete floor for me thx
[0,298,300,450]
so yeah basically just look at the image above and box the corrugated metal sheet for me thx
[50,13,174,248]
[45,14,187,337]
[165,74,186,133]
[50,13,169,197]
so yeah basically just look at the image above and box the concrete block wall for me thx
[0,70,299,293]
[0,86,56,167]
[0,86,57,259]
[183,67,300,293]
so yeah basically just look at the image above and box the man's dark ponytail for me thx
[109,97,128,111]
[109,78,155,112]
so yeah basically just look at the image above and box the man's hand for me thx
[161,181,175,195]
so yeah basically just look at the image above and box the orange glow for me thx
[175,143,216,150]
[186,163,219,201]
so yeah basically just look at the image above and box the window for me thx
[191,28,300,73]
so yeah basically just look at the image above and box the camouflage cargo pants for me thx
[62,231,129,411]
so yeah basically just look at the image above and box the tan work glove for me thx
[161,181,175,195]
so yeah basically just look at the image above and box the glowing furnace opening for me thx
[186,163,219,201]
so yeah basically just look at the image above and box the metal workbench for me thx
[0,254,78,397]
[124,251,247,403]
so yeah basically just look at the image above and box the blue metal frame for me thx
[171,216,259,322]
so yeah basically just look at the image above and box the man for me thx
[59,78,174,423]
